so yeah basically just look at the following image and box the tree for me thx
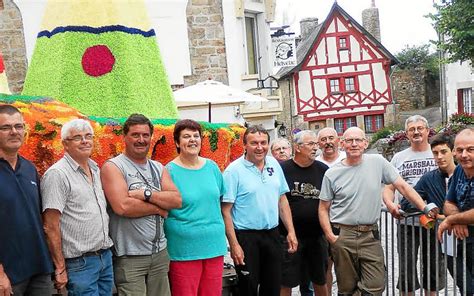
[428,0,474,64]
[394,44,439,77]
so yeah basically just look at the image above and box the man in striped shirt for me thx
[42,119,114,295]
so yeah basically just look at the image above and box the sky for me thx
[274,0,439,55]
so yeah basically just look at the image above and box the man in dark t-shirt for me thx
[279,130,329,296]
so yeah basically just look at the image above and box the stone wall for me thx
[392,68,439,111]
[0,0,27,94]
[276,77,309,134]
[183,0,228,86]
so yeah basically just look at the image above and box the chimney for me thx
[300,17,319,40]
[362,1,381,42]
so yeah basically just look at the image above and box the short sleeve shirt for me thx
[447,165,474,212]
[41,154,113,258]
[223,155,289,230]
[320,154,399,225]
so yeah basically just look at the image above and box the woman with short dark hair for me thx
[165,119,227,296]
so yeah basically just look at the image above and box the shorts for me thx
[281,235,329,288]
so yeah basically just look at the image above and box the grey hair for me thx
[270,137,291,150]
[293,130,317,145]
[405,115,429,130]
[316,127,337,140]
[61,119,94,140]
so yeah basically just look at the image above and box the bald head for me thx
[454,128,474,177]
[342,127,365,139]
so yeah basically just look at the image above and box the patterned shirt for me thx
[41,153,113,259]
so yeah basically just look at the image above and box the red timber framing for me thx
[293,10,393,121]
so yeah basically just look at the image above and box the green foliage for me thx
[428,0,474,64]
[449,112,474,124]
[394,45,439,77]
[370,125,403,145]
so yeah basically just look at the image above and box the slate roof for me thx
[276,2,398,79]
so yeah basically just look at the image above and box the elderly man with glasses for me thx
[383,115,441,295]
[42,119,114,295]
[319,127,437,296]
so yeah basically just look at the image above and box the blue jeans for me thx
[66,249,114,296]
[451,238,474,296]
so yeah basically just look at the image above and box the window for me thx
[334,117,357,135]
[339,37,348,49]
[345,77,355,92]
[463,88,473,114]
[330,79,340,93]
[364,115,384,133]
[245,15,259,75]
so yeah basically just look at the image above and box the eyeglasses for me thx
[319,136,336,143]
[343,138,366,144]
[407,126,426,133]
[0,124,25,133]
[301,142,318,147]
[66,134,94,142]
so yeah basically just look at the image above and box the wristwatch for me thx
[144,189,152,202]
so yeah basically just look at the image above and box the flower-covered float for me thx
[0,0,245,174]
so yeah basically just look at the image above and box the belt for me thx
[333,223,378,232]
[67,248,109,261]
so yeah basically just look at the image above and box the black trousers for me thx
[234,227,282,296]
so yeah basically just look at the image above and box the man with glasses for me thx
[101,114,181,296]
[319,127,437,295]
[438,128,474,295]
[42,119,114,295]
[222,125,297,296]
[316,127,346,167]
[271,138,292,162]
[279,130,329,296]
[383,115,439,295]
[0,105,54,296]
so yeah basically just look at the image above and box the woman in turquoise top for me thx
[165,119,227,296]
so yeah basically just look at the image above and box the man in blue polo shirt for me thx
[438,128,474,295]
[0,105,53,295]
[222,125,297,296]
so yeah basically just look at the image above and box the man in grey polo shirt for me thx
[318,127,438,296]
[42,119,114,295]
[101,114,182,296]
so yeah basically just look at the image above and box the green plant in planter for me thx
[449,112,474,125]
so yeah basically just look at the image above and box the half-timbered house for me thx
[277,2,398,135]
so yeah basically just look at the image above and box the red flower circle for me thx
[82,45,115,77]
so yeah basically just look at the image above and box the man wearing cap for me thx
[42,119,114,295]
[319,127,438,295]
[438,128,474,295]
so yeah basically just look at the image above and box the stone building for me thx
[392,68,439,111]
[0,0,27,94]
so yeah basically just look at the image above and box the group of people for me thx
[0,104,472,296]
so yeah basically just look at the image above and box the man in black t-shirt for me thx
[279,130,329,296]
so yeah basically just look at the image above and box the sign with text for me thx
[271,35,296,67]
